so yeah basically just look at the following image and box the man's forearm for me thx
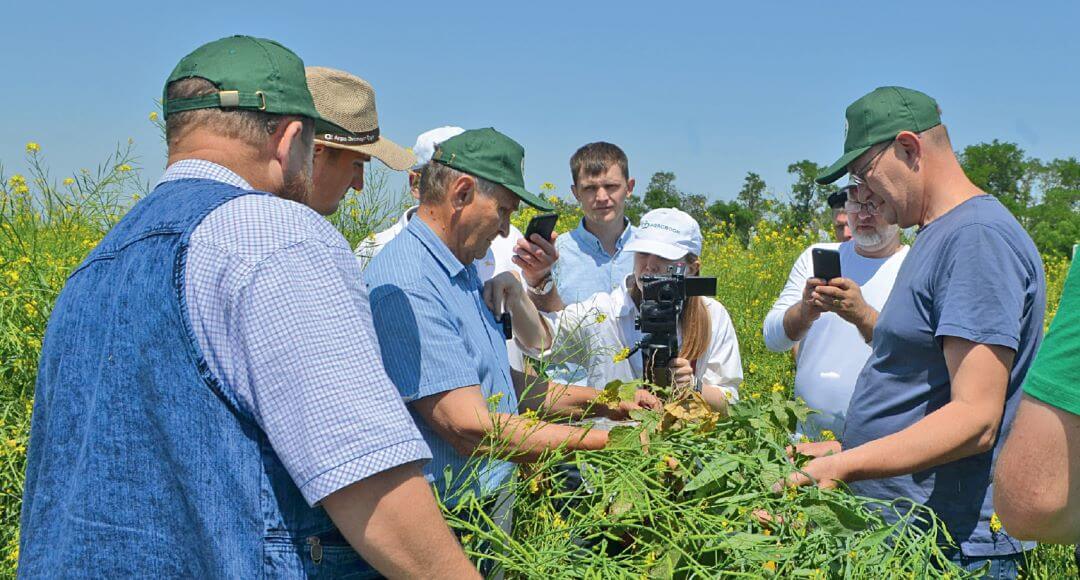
[508,289,552,352]
[782,303,815,342]
[537,383,616,420]
[527,283,566,313]
[486,412,608,462]
[322,463,479,579]
[834,399,1000,483]
[852,307,878,343]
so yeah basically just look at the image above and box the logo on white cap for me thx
[624,208,702,260]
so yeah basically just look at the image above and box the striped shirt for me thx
[364,216,518,505]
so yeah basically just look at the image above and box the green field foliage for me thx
[0,145,1074,578]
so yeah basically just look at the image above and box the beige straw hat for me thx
[305,66,415,171]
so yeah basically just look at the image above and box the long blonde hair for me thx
[630,253,711,363]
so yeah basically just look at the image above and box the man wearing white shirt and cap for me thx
[355,126,526,281]
[762,184,908,439]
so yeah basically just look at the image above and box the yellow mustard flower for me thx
[612,347,630,363]
[990,512,1002,534]
[25,142,40,154]
[148,111,159,122]
[63,177,75,186]
[820,429,836,441]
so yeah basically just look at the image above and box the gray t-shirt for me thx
[843,195,1045,557]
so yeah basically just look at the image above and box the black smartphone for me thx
[811,248,842,281]
[524,213,558,243]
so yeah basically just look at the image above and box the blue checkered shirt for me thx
[162,159,431,506]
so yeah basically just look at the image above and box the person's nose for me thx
[843,224,852,239]
[498,213,510,238]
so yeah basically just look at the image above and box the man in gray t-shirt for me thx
[793,87,1044,578]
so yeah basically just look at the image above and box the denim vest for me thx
[20,179,378,578]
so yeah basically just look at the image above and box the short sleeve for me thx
[368,283,481,401]
[934,225,1032,351]
[1024,259,1080,415]
[234,240,431,505]
[763,246,815,352]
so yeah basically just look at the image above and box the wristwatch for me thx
[527,274,555,296]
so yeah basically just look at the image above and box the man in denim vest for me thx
[19,36,476,578]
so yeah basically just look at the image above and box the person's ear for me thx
[274,119,309,172]
[895,131,922,169]
[570,183,581,201]
[408,170,422,201]
[626,177,636,196]
[448,174,475,211]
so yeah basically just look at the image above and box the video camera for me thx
[631,264,717,386]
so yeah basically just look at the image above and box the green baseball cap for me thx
[162,35,348,134]
[816,86,942,185]
[433,128,554,211]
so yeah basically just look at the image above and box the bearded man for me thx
[763,184,908,439]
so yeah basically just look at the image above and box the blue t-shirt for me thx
[553,218,637,305]
[844,195,1045,557]
[364,217,518,505]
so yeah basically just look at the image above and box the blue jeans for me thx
[948,551,1026,579]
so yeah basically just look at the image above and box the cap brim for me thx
[624,239,688,261]
[319,135,417,171]
[815,145,870,185]
[312,116,353,139]
[506,184,554,211]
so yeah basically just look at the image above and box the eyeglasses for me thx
[844,198,883,216]
[848,140,892,186]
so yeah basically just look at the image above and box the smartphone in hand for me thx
[811,248,842,281]
[524,213,558,243]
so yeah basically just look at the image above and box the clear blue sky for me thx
[2,0,1078,203]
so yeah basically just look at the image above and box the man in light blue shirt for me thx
[366,129,619,507]
[517,142,637,312]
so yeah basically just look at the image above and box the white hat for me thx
[411,126,465,170]
[624,208,702,260]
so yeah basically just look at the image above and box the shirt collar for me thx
[156,159,253,190]
[399,205,418,229]
[572,217,635,253]
[405,215,468,279]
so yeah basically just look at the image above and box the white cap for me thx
[411,126,465,170]
[624,208,702,260]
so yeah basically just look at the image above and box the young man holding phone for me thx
[516,142,638,313]
[763,183,908,439]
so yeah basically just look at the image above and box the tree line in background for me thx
[627,140,1078,257]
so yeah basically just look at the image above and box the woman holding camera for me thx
[493,208,741,414]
